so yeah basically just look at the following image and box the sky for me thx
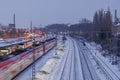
[0,0,120,28]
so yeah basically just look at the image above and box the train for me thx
[0,37,57,80]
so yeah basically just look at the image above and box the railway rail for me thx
[85,45,120,80]
[59,37,101,80]
[74,36,120,80]
[59,38,76,80]
[76,40,100,80]
[53,38,82,80]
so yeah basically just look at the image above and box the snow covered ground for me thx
[34,41,67,80]
[33,37,102,80]
[14,36,120,80]
[85,41,120,80]
[34,38,73,80]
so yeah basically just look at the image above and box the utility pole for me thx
[31,21,36,80]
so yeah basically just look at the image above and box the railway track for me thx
[60,38,100,80]
[70,39,76,80]
[59,42,71,80]
[31,37,120,80]
[86,46,120,80]
[75,39,100,80]
[57,37,84,80]
[73,40,84,80]
[59,38,76,80]
[97,56,120,80]
[75,37,120,80]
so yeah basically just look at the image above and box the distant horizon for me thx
[0,0,119,28]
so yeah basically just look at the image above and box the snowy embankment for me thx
[34,39,69,80]
[85,42,120,80]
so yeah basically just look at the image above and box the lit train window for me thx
[0,49,9,55]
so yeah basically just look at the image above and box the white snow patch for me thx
[85,42,120,80]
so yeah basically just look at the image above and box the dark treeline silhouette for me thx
[43,18,93,37]
[43,24,69,34]
[69,18,93,40]
[93,9,113,53]
[93,9,113,42]
[93,9,120,64]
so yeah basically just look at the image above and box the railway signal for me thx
[93,51,97,57]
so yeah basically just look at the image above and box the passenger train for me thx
[0,37,57,80]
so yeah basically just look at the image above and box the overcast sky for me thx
[0,0,120,28]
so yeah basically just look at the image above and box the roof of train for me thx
[0,39,27,47]
[0,37,56,63]
[0,36,56,48]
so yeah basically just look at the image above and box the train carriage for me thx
[0,37,57,80]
